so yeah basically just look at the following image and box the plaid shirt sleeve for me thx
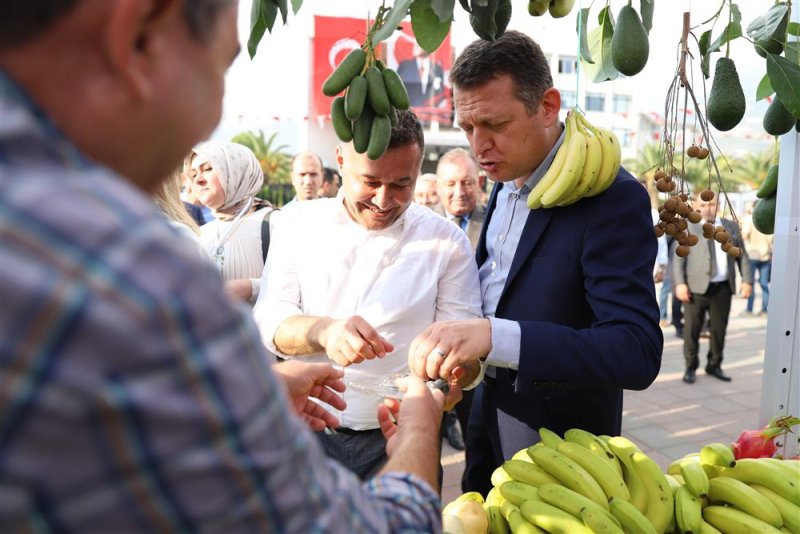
[0,80,441,533]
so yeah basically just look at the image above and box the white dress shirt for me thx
[253,198,482,429]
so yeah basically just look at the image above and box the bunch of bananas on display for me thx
[444,428,800,534]
[527,109,622,210]
[323,46,410,160]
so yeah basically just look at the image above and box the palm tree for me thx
[231,130,292,185]
[724,148,774,191]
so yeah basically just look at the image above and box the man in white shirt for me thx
[286,151,323,204]
[254,110,483,478]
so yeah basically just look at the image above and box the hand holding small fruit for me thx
[318,315,393,367]
[408,318,491,382]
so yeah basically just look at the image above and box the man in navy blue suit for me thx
[407,31,663,496]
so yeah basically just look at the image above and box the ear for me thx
[539,87,562,128]
[103,0,182,100]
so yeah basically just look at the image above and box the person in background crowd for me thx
[254,110,483,479]
[193,141,276,304]
[0,1,444,531]
[674,192,753,384]
[406,31,663,497]
[740,204,772,316]
[154,168,209,260]
[319,166,341,198]
[413,172,443,212]
[434,147,487,451]
[286,150,323,205]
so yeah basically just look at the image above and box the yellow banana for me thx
[707,476,783,528]
[609,497,657,534]
[529,445,608,509]
[607,436,649,514]
[580,507,624,534]
[719,458,800,505]
[675,485,703,534]
[492,465,515,487]
[631,451,674,534]
[500,498,519,522]
[680,458,710,498]
[486,487,512,534]
[667,453,700,475]
[540,111,588,207]
[750,483,800,533]
[512,448,535,463]
[527,124,570,209]
[503,460,560,487]
[537,427,564,449]
[702,505,783,534]
[664,474,681,495]
[557,441,631,503]
[578,114,620,197]
[700,442,736,468]
[563,428,623,476]
[499,480,541,507]
[763,458,800,480]
[537,483,621,528]
[519,500,592,534]
[557,121,603,206]
[698,520,723,534]
[506,506,545,534]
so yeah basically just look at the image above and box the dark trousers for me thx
[317,428,387,480]
[683,282,732,370]
[454,388,474,439]
[461,382,497,496]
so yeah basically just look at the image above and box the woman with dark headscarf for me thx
[191,141,275,303]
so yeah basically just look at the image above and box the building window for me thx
[614,128,633,146]
[561,91,576,109]
[585,93,605,112]
[558,56,577,74]
[613,95,632,113]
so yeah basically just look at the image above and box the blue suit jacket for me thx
[471,168,663,463]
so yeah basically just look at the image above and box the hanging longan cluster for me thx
[686,144,709,160]
[654,192,701,256]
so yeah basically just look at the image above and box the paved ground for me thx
[440,292,770,504]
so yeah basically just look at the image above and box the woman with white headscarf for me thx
[191,141,275,303]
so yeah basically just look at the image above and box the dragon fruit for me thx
[732,415,800,459]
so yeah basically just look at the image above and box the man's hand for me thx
[272,360,347,431]
[224,279,253,302]
[377,376,445,460]
[740,282,753,299]
[675,283,692,303]
[408,318,491,381]
[319,315,394,367]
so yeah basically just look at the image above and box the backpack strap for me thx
[261,208,277,262]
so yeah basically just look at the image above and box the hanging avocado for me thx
[611,5,650,76]
[752,195,777,235]
[763,96,796,136]
[706,58,746,131]
[470,0,512,41]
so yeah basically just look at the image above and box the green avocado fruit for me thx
[707,58,746,132]
[763,97,796,136]
[752,195,777,235]
[611,5,650,76]
[756,165,779,199]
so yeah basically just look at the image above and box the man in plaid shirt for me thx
[0,1,443,532]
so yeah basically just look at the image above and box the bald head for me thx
[291,151,323,201]
[414,173,440,208]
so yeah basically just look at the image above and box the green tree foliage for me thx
[231,130,292,185]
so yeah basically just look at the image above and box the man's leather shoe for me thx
[706,366,732,382]
[682,368,696,384]
[443,412,465,450]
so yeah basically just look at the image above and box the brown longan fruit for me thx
[687,211,702,224]
[702,223,715,238]
[676,202,692,217]
[664,197,679,212]
[654,225,665,238]
[654,169,668,181]
[715,231,730,243]
[686,145,700,158]
[727,246,741,258]
[676,218,688,232]
[656,178,672,192]
[687,234,699,246]
[700,189,715,201]
[696,147,709,160]
[660,210,675,222]
[721,241,732,252]
[665,223,677,236]
[676,245,691,257]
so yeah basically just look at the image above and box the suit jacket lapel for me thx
[476,182,501,265]
[503,206,556,295]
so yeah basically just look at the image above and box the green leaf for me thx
[247,0,268,59]
[291,0,303,14]
[746,3,788,40]
[788,22,800,37]
[785,42,800,64]
[472,0,489,6]
[411,0,452,52]
[372,0,414,46]
[756,72,774,101]
[729,3,741,26]
[699,30,711,78]
[273,0,288,24]
[577,7,593,64]
[581,6,618,83]
[431,0,455,22]
[708,21,742,53]
[639,0,654,34]
[767,53,800,119]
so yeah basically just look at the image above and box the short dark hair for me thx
[389,110,425,152]
[323,167,341,186]
[0,0,230,49]
[450,30,552,113]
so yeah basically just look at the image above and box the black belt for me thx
[334,427,381,435]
